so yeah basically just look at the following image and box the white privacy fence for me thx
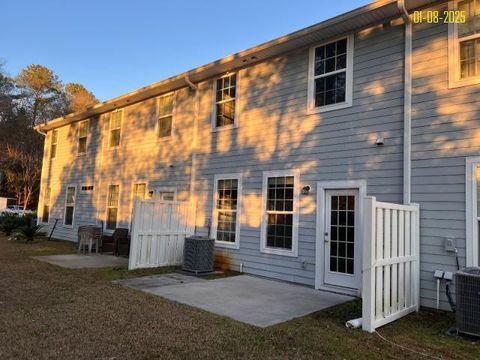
[128,199,196,270]
[362,197,420,332]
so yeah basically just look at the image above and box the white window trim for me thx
[260,169,300,257]
[50,129,58,160]
[63,185,76,228]
[108,109,123,149]
[466,156,480,267]
[156,92,176,141]
[40,186,51,224]
[77,119,89,156]
[211,72,240,131]
[211,174,242,250]
[448,0,480,88]
[80,185,94,193]
[146,187,178,200]
[307,34,354,114]
[105,183,121,232]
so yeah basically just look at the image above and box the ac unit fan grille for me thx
[456,267,480,337]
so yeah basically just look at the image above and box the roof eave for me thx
[36,0,441,132]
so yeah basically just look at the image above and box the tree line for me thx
[0,61,98,210]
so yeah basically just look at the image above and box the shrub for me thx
[0,213,24,235]
[12,223,46,242]
[12,213,46,241]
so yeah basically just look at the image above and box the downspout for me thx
[185,76,199,202]
[348,2,413,331]
[398,0,412,205]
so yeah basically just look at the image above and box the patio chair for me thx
[78,225,101,254]
[101,228,129,256]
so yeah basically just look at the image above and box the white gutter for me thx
[398,0,412,205]
[185,76,199,201]
[35,127,47,136]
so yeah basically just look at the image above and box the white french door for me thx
[324,189,361,289]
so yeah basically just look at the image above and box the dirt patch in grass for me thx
[0,235,478,359]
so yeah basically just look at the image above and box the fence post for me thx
[128,198,141,270]
[412,203,420,312]
[362,196,377,332]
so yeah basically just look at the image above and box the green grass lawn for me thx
[0,235,478,359]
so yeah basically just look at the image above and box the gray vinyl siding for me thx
[40,89,195,242]
[37,1,479,311]
[193,22,405,286]
[411,1,480,310]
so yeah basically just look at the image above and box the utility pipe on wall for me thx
[185,76,199,201]
[397,0,413,205]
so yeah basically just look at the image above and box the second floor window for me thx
[458,0,480,78]
[109,110,122,148]
[78,120,88,155]
[50,129,58,159]
[158,93,173,138]
[309,36,353,112]
[214,73,237,128]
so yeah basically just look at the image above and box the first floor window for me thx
[64,186,75,226]
[213,177,241,245]
[214,73,237,127]
[158,93,174,138]
[106,185,119,230]
[159,191,175,201]
[42,187,51,223]
[133,183,146,201]
[261,170,298,256]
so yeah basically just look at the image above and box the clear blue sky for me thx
[1,0,369,101]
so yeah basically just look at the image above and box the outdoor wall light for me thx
[375,137,385,146]
[301,185,311,195]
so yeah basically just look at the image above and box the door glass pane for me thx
[329,195,355,274]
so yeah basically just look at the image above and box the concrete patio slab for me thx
[117,274,353,327]
[114,273,206,289]
[32,254,128,269]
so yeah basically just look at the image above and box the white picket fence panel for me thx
[362,196,420,332]
[128,199,196,270]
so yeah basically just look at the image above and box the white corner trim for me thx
[260,169,300,257]
[307,34,354,114]
[212,173,242,250]
[315,179,367,290]
[466,157,480,267]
